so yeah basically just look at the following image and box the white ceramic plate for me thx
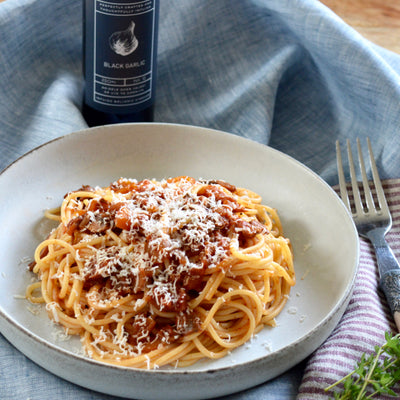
[0,123,359,400]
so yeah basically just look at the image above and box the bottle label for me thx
[84,0,158,114]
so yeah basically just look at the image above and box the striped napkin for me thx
[298,179,400,399]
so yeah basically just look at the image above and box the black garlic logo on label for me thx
[109,21,138,56]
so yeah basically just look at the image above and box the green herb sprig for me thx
[325,331,400,399]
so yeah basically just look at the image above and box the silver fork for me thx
[336,137,400,331]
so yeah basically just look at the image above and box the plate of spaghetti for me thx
[0,123,358,400]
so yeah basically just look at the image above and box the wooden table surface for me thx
[0,0,398,54]
[320,0,400,53]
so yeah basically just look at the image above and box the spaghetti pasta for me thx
[27,176,295,368]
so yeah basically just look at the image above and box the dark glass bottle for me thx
[82,0,159,126]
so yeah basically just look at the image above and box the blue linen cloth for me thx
[0,0,399,399]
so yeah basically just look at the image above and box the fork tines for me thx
[336,138,388,218]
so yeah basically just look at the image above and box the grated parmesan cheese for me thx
[78,178,250,313]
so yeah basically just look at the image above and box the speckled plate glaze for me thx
[0,123,359,400]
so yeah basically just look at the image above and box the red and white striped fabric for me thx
[298,179,400,399]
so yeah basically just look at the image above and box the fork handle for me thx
[380,270,400,332]
[367,230,400,332]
